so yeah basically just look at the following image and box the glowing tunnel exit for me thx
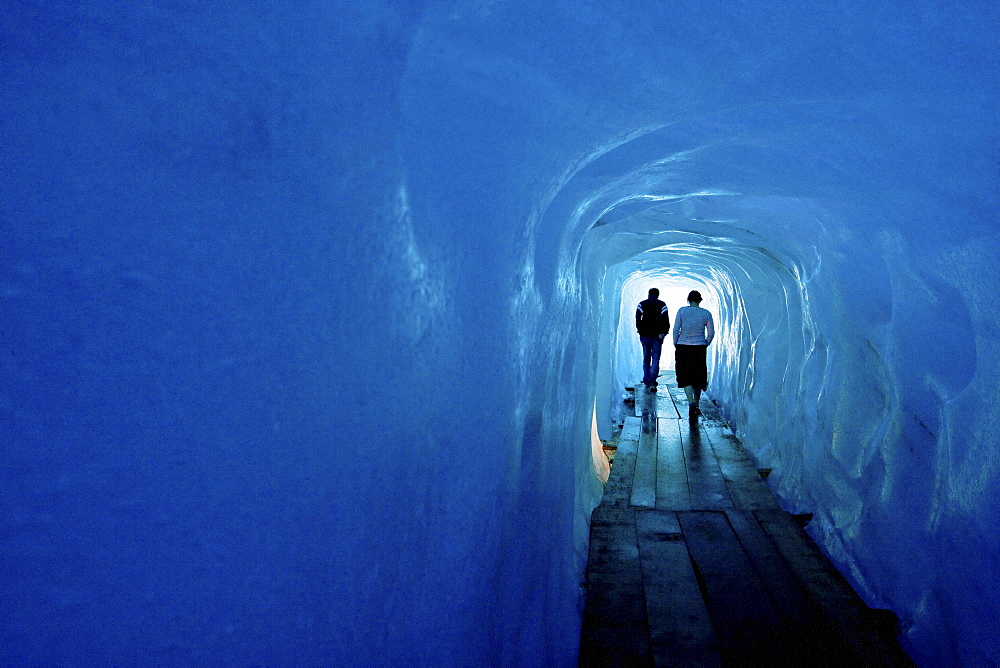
[617,274,713,376]
[591,268,714,481]
[585,208,820,459]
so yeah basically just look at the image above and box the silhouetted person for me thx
[636,288,670,392]
[673,290,715,416]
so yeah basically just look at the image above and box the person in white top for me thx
[672,290,715,417]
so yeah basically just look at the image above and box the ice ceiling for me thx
[2,1,998,665]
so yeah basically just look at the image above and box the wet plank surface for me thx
[677,510,785,665]
[580,507,650,665]
[580,372,913,667]
[601,418,640,508]
[631,423,658,509]
[654,419,689,511]
[635,510,719,667]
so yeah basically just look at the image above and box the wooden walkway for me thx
[579,372,913,667]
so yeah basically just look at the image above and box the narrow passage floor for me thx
[579,372,913,667]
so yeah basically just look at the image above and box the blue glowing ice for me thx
[2,2,997,665]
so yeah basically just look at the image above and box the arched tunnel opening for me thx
[2,3,997,667]
[586,204,821,464]
[548,139,987,665]
[576,195,883,662]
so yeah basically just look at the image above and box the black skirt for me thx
[675,344,708,390]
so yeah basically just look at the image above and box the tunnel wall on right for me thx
[674,207,994,668]
[587,190,998,666]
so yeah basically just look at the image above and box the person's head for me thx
[648,288,659,298]
[687,290,702,304]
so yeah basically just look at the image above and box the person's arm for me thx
[635,304,643,332]
[661,305,670,336]
[705,311,715,345]
[672,309,682,345]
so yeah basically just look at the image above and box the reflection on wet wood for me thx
[580,372,913,667]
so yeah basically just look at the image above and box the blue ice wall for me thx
[2,1,997,665]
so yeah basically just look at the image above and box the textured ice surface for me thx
[2,1,998,665]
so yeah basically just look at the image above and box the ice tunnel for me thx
[2,2,998,666]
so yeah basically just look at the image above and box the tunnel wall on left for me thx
[1,3,603,664]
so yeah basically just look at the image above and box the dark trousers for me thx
[640,336,663,385]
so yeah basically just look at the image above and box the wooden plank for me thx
[679,423,732,510]
[602,417,641,507]
[666,386,688,419]
[632,389,659,509]
[620,417,641,443]
[655,418,691,511]
[630,425,657,509]
[703,426,780,511]
[580,507,652,666]
[635,510,721,667]
[753,510,913,666]
[579,581,653,667]
[677,511,788,665]
[587,380,911,667]
[586,507,643,583]
[724,510,814,615]
[639,392,657,436]
[654,380,681,419]
[636,384,657,424]
[725,510,842,663]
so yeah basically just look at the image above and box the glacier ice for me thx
[2,1,998,665]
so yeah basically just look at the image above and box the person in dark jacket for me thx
[635,288,670,391]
